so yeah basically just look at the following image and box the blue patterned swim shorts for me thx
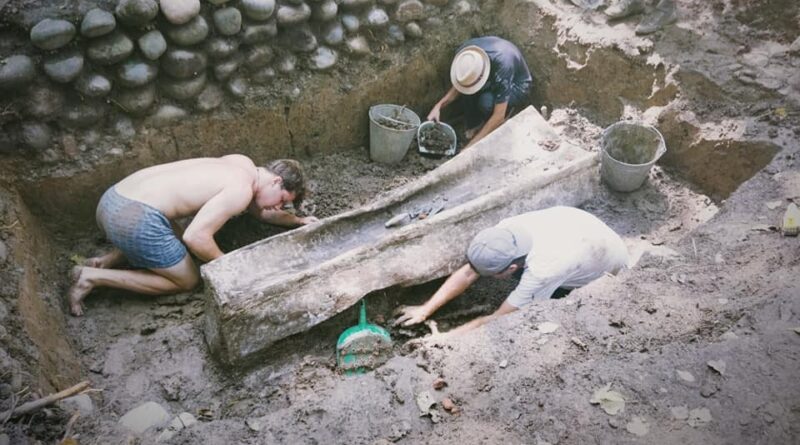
[95,187,187,269]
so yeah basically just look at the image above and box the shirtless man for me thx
[68,155,317,316]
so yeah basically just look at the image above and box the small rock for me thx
[81,9,116,37]
[699,383,718,398]
[157,412,197,442]
[365,8,390,28]
[313,0,338,22]
[687,407,712,427]
[75,73,113,97]
[341,14,360,34]
[161,48,207,79]
[148,105,187,127]
[676,370,695,383]
[119,401,171,434]
[160,72,207,100]
[308,46,336,71]
[165,15,209,46]
[196,84,224,111]
[346,36,370,57]
[214,58,241,81]
[276,54,296,73]
[241,0,276,20]
[43,52,84,84]
[20,122,52,151]
[205,38,239,60]
[213,7,242,36]
[160,0,201,25]
[138,30,167,61]
[608,417,620,428]
[766,200,783,210]
[277,3,311,25]
[245,417,263,432]
[87,31,134,65]
[395,0,424,22]
[245,45,274,68]
[226,76,248,99]
[454,0,472,14]
[115,0,160,27]
[432,377,447,390]
[386,25,405,46]
[670,405,689,420]
[0,55,36,90]
[388,420,411,440]
[707,360,726,375]
[537,322,559,333]
[114,117,136,139]
[499,359,508,369]
[114,84,157,115]
[117,59,158,87]
[242,21,277,44]
[284,25,317,52]
[404,22,422,39]
[30,19,76,51]
[321,21,344,46]
[59,394,94,415]
[251,66,275,84]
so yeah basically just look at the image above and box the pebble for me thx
[226,76,248,99]
[160,72,207,100]
[309,46,337,71]
[213,58,241,80]
[195,84,224,111]
[251,66,275,84]
[30,19,76,50]
[20,122,52,151]
[114,84,157,115]
[365,8,390,28]
[341,14,360,34]
[395,0,424,22]
[427,0,449,5]
[241,0,276,20]
[157,412,197,442]
[119,401,171,434]
[114,117,137,139]
[138,30,167,60]
[0,55,35,89]
[276,3,311,26]
[165,15,209,46]
[81,8,116,37]
[148,105,188,127]
[454,0,472,14]
[115,0,160,27]
[346,36,370,57]
[59,394,94,415]
[242,21,277,44]
[245,45,274,68]
[676,370,695,383]
[117,59,158,87]
[276,54,296,73]
[313,0,338,22]
[206,38,240,60]
[75,73,113,97]
[386,24,405,46]
[340,0,372,9]
[405,22,422,39]
[321,21,344,46]
[87,31,134,65]
[160,0,201,25]
[27,86,64,117]
[285,26,317,52]
[43,52,84,84]
[161,48,208,78]
[213,7,243,36]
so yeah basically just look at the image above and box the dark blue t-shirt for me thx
[458,36,533,104]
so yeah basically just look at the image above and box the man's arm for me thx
[464,101,508,149]
[427,87,461,122]
[441,301,519,337]
[255,209,319,228]
[395,263,480,326]
[182,185,251,262]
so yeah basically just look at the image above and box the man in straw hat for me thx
[395,207,629,335]
[427,36,533,149]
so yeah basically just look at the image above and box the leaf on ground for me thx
[626,416,649,436]
[707,360,726,375]
[589,384,625,415]
[537,322,560,334]
[676,370,695,383]
[69,254,86,266]
[687,408,713,427]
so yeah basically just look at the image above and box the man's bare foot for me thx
[67,266,94,317]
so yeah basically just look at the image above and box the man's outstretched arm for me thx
[395,263,480,326]
[442,301,519,337]
[256,209,319,227]
[464,101,508,149]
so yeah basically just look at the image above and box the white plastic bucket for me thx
[600,122,666,192]
[368,104,421,164]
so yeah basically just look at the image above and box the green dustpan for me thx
[336,299,392,375]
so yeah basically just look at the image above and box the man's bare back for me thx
[116,155,257,220]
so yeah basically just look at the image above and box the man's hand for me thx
[299,216,319,225]
[394,305,430,327]
[426,106,441,122]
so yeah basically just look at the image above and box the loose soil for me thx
[419,123,455,154]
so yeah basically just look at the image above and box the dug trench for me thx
[1,1,798,443]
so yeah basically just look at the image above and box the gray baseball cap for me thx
[467,226,532,276]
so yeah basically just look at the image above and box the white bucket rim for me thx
[601,121,666,167]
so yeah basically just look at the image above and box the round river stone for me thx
[81,8,116,37]
[138,30,167,60]
[0,55,35,89]
[115,0,159,27]
[114,84,157,115]
[117,58,158,87]
[160,72,207,100]
[43,51,84,83]
[75,73,113,97]
[161,48,207,78]
[241,0,276,21]
[213,7,243,36]
[165,15,209,46]
[30,19,76,50]
[87,31,134,65]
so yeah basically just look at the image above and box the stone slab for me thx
[202,106,600,366]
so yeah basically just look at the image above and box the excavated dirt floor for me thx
[2,0,800,444]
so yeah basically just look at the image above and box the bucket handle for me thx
[359,300,367,327]
[601,122,668,163]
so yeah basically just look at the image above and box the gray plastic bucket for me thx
[369,104,421,164]
[600,122,666,192]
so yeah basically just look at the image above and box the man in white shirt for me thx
[395,207,629,335]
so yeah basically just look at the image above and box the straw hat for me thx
[450,45,491,95]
